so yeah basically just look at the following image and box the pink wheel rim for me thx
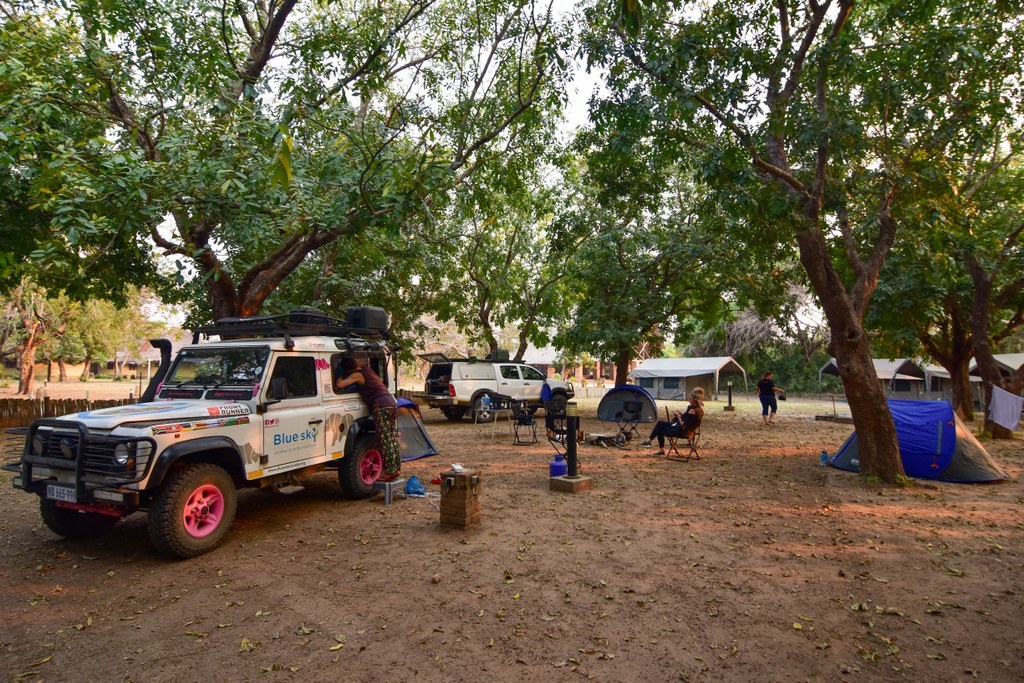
[360,448,384,485]
[182,483,225,538]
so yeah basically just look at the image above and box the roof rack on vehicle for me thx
[191,308,390,347]
[417,350,512,364]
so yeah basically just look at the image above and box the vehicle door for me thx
[518,364,547,402]
[261,354,327,474]
[497,364,524,398]
[323,352,370,459]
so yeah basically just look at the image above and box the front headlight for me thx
[114,443,131,465]
[31,435,46,456]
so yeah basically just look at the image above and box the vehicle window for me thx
[369,357,388,386]
[269,356,318,398]
[427,363,453,380]
[499,365,521,380]
[519,365,545,381]
[330,353,348,394]
[331,353,389,394]
[165,347,269,387]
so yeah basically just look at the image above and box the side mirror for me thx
[268,377,289,401]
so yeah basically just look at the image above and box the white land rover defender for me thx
[5,308,403,558]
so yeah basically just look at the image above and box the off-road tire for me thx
[39,499,120,539]
[148,463,237,559]
[441,406,468,422]
[472,396,496,423]
[339,435,382,499]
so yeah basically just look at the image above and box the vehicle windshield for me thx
[164,347,269,388]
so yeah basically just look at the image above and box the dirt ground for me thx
[0,389,1022,682]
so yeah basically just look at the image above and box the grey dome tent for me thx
[596,385,659,423]
[596,384,659,444]
[396,398,439,461]
[829,400,1007,483]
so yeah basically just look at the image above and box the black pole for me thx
[567,414,578,477]
[727,383,733,407]
[566,400,579,477]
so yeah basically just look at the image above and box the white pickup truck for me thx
[415,353,574,421]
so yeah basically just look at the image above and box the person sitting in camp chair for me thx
[640,388,704,457]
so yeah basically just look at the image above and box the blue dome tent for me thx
[830,400,1008,483]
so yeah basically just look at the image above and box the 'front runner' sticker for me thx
[207,404,252,417]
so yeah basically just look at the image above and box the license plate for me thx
[46,484,76,503]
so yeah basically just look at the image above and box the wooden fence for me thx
[0,398,137,431]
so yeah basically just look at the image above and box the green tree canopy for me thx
[1,0,571,321]
[588,0,1024,480]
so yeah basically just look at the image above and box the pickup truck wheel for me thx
[472,396,496,423]
[548,393,568,414]
[339,435,381,499]
[148,463,237,559]
[441,406,468,421]
[39,499,120,539]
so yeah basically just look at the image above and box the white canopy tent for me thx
[969,353,1024,378]
[923,364,984,405]
[818,358,926,397]
[628,357,748,401]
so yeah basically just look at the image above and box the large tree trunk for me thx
[921,317,976,420]
[795,224,904,483]
[947,354,975,421]
[58,358,69,382]
[17,348,36,396]
[614,345,632,387]
[829,336,903,480]
[15,319,46,396]
[968,257,1020,438]
[80,353,92,381]
[980,384,1015,438]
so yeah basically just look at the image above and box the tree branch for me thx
[225,0,298,101]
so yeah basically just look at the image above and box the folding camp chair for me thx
[667,423,701,461]
[511,399,538,445]
[616,399,645,444]
[544,399,568,454]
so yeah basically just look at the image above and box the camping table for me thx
[475,395,516,440]
[585,433,628,449]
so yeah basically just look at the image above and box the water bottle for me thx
[550,453,568,477]
[820,450,829,467]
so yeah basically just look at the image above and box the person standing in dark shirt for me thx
[756,371,784,425]
[336,354,401,481]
